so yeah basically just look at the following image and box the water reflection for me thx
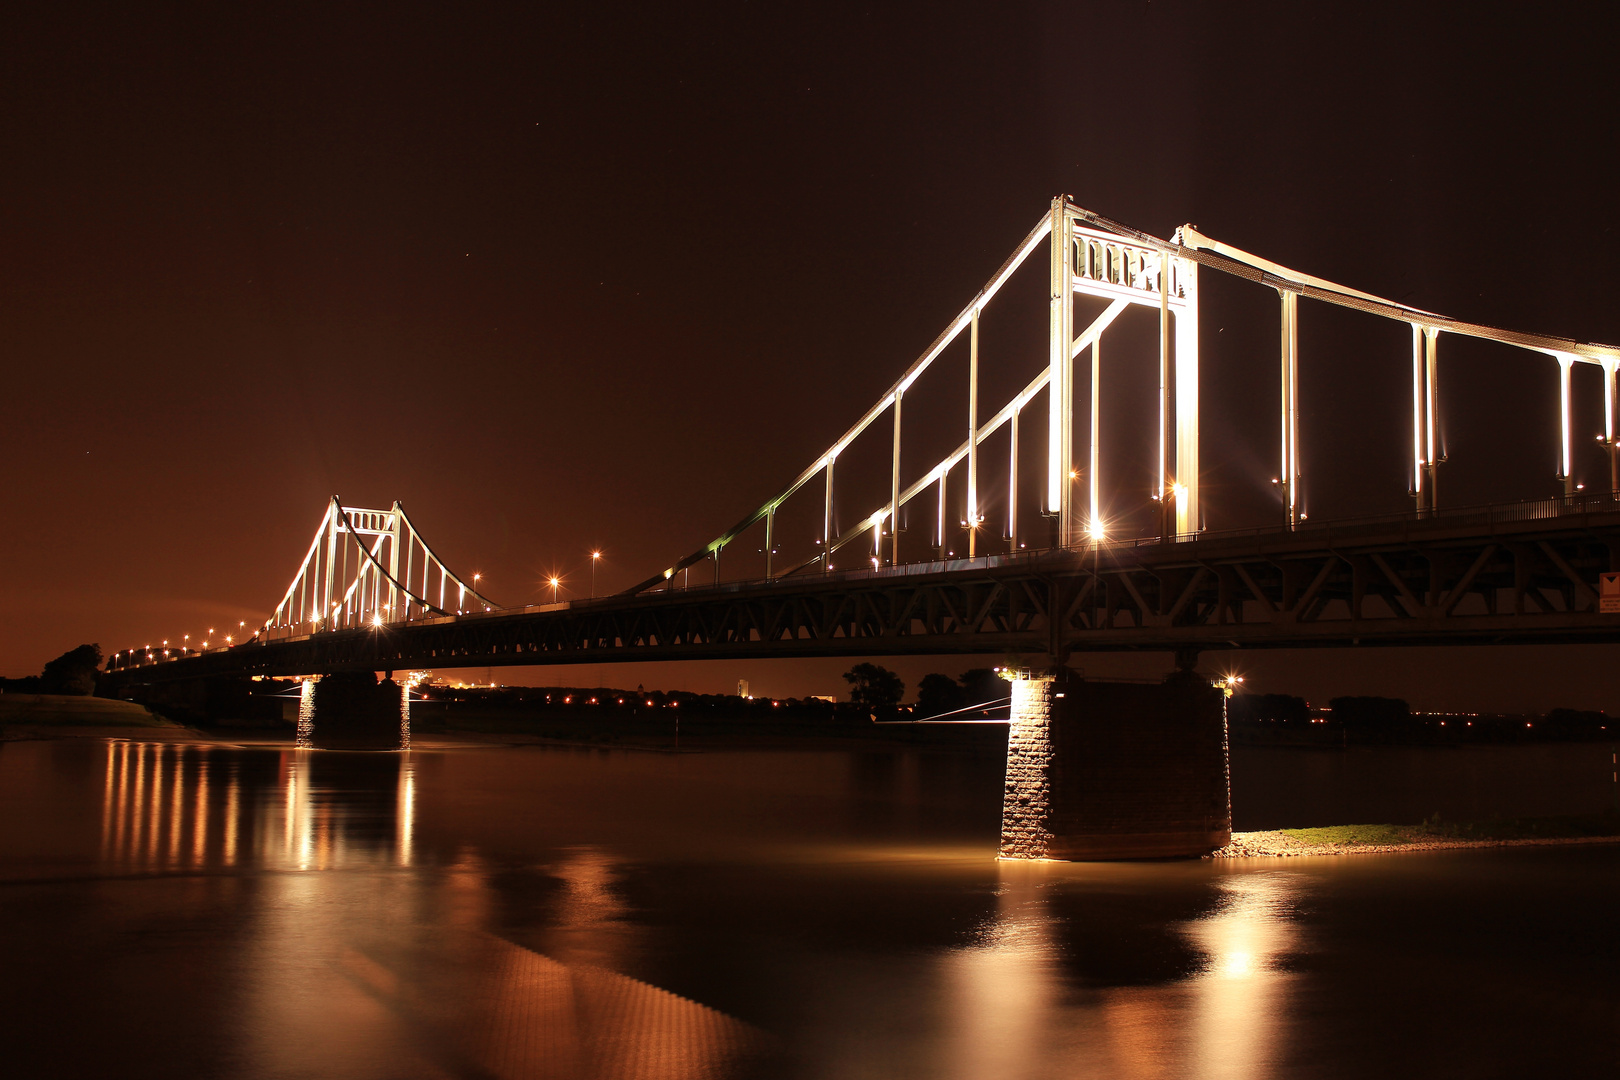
[1179,872,1304,1080]
[938,864,1061,1079]
[93,741,763,1078]
[99,740,416,872]
[918,864,1306,1079]
[1092,870,1305,1080]
[9,739,1597,1078]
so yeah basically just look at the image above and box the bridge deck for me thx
[107,498,1620,683]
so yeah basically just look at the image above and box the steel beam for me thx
[1174,253,1200,538]
[1558,354,1575,495]
[968,307,979,557]
[1280,291,1300,528]
[1048,198,1074,543]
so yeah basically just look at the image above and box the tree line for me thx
[1229,692,1613,743]
[0,644,102,696]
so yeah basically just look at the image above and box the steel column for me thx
[1606,359,1619,495]
[890,390,903,566]
[1412,324,1425,512]
[967,307,980,557]
[1009,405,1020,548]
[823,458,834,572]
[1089,337,1101,539]
[1174,255,1200,537]
[1280,291,1300,528]
[1159,253,1172,539]
[387,502,402,621]
[765,508,775,579]
[323,500,338,627]
[1558,354,1575,495]
[1425,328,1441,509]
[1048,199,1074,542]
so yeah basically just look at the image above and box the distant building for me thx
[737,679,750,699]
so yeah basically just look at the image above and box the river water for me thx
[0,736,1614,1078]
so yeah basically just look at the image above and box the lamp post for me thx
[548,576,561,604]
[591,551,602,599]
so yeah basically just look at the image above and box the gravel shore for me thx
[1209,831,1620,858]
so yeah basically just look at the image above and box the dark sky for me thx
[5,2,1619,710]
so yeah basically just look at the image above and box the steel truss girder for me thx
[109,507,1620,683]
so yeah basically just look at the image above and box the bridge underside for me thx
[108,503,1620,685]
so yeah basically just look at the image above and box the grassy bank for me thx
[1214,812,1620,857]
[0,694,177,729]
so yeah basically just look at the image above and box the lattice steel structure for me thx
[261,497,499,638]
[105,198,1620,681]
[630,199,1620,596]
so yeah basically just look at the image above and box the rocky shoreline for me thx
[1209,830,1620,859]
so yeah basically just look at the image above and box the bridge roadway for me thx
[106,495,1620,685]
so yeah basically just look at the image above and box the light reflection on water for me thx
[98,741,417,873]
[913,863,1305,1080]
[0,737,1612,1078]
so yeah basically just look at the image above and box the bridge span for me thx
[108,491,1620,685]
[97,197,1620,860]
[106,197,1620,683]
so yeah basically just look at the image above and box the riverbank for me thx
[0,694,181,738]
[1211,814,1620,858]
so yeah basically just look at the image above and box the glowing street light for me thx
[548,575,562,604]
[590,551,602,598]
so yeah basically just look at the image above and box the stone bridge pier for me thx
[297,672,411,750]
[1000,670,1230,860]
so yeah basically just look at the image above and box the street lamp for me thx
[591,551,602,599]
[548,576,561,604]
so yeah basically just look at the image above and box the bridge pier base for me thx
[302,672,410,750]
[999,670,1230,860]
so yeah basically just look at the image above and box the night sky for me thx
[6,2,1619,710]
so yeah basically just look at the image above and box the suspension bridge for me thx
[106,198,1620,685]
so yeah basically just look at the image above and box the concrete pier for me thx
[303,672,410,750]
[1000,671,1230,860]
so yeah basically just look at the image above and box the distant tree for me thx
[958,668,1005,708]
[916,673,966,718]
[40,644,101,696]
[843,663,904,709]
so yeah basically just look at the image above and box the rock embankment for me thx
[1210,829,1620,859]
